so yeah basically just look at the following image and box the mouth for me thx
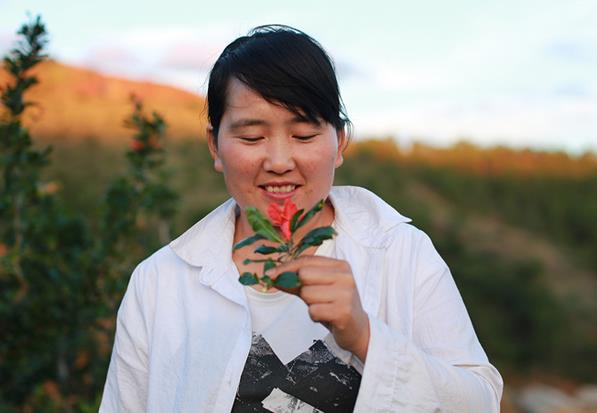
[259,184,301,199]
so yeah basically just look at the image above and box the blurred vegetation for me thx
[336,146,597,381]
[412,166,597,271]
[1,17,177,412]
[1,15,596,412]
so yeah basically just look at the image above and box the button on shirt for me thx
[99,186,503,412]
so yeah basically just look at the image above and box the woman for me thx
[100,25,503,412]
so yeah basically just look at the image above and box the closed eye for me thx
[294,134,319,141]
[239,136,264,143]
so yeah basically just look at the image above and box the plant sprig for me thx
[233,199,335,290]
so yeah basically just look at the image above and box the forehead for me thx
[224,78,264,109]
[223,78,288,120]
[222,78,320,127]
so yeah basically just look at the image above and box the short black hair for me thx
[207,24,350,140]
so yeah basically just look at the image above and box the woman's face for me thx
[208,78,346,224]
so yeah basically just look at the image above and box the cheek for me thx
[220,145,249,172]
[221,153,260,187]
[301,150,339,179]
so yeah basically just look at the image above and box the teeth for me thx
[265,185,296,193]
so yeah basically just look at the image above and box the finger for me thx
[307,303,337,324]
[300,285,336,304]
[270,256,343,276]
[269,266,338,296]
[298,266,344,286]
[271,267,345,296]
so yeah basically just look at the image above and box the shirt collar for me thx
[330,186,411,248]
[169,197,237,271]
[169,185,412,270]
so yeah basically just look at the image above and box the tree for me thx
[0,16,178,411]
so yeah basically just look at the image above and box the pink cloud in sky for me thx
[82,46,141,72]
[159,41,221,72]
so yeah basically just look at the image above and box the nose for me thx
[263,138,295,174]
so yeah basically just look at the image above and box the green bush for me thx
[0,17,177,411]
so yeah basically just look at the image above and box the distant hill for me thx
[2,60,596,176]
[0,60,207,143]
[349,139,597,177]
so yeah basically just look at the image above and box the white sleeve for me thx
[354,231,503,412]
[99,263,150,413]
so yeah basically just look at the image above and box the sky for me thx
[1,0,596,154]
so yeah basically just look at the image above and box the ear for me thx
[207,124,224,172]
[334,128,347,168]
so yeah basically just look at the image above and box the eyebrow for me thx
[229,118,267,130]
[228,115,321,131]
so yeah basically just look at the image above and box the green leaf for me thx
[255,227,285,243]
[261,275,274,289]
[295,200,325,231]
[302,226,336,243]
[254,244,289,255]
[264,259,276,273]
[246,206,270,229]
[246,207,284,243]
[243,258,252,265]
[239,272,258,285]
[274,272,301,289]
[233,233,266,250]
[295,226,336,255]
[290,208,304,233]
[254,245,279,255]
[294,244,311,256]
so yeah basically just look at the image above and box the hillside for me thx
[348,139,597,177]
[0,60,208,143]
[2,61,596,177]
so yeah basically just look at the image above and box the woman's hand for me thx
[269,256,370,362]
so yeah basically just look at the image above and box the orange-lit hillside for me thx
[0,60,207,143]
[349,139,597,177]
[408,141,597,177]
[2,61,595,176]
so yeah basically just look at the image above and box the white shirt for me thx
[99,185,503,412]
[244,287,330,366]
[244,287,295,336]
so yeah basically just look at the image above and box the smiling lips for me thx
[260,183,300,200]
[264,184,296,193]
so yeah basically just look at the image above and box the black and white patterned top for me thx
[231,333,362,413]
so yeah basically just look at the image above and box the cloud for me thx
[553,82,592,98]
[159,41,220,72]
[547,40,597,63]
[351,96,597,154]
[83,46,140,69]
[334,59,367,81]
[540,4,597,66]
[73,46,145,82]
[118,25,231,55]
[63,25,227,90]
[0,31,17,55]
